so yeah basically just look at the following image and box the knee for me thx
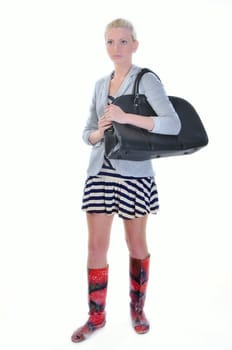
[88,242,106,257]
[125,236,148,260]
[88,240,109,268]
[88,237,109,257]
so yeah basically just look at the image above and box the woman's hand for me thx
[104,104,154,131]
[104,104,126,124]
[88,115,112,145]
[98,115,112,132]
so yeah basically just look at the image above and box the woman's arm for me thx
[105,104,154,131]
[88,116,112,145]
[82,91,113,145]
[105,72,181,135]
[140,73,181,135]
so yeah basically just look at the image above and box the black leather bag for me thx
[104,68,209,161]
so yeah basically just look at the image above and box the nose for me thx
[112,42,120,52]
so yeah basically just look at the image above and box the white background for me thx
[0,0,232,349]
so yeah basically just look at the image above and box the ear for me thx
[132,40,139,52]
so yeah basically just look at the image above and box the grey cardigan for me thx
[83,65,181,177]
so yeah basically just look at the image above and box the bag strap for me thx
[133,68,161,96]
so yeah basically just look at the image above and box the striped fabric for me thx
[82,157,159,220]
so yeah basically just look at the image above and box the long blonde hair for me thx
[105,18,137,41]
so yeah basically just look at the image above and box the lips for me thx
[112,54,122,59]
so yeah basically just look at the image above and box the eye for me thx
[106,39,113,45]
[120,39,128,45]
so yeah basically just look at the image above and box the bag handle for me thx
[133,68,161,98]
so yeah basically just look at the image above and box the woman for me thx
[71,18,181,343]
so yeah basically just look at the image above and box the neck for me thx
[113,64,133,80]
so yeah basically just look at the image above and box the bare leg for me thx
[71,213,114,343]
[123,215,149,259]
[123,215,151,334]
[87,213,114,268]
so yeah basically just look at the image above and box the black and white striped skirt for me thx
[81,158,159,220]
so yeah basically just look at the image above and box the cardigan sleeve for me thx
[82,83,101,146]
[140,73,181,135]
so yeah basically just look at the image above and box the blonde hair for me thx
[105,18,137,41]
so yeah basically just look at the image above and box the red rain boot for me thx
[71,266,108,343]
[129,255,150,334]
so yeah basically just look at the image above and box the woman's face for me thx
[105,27,138,65]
